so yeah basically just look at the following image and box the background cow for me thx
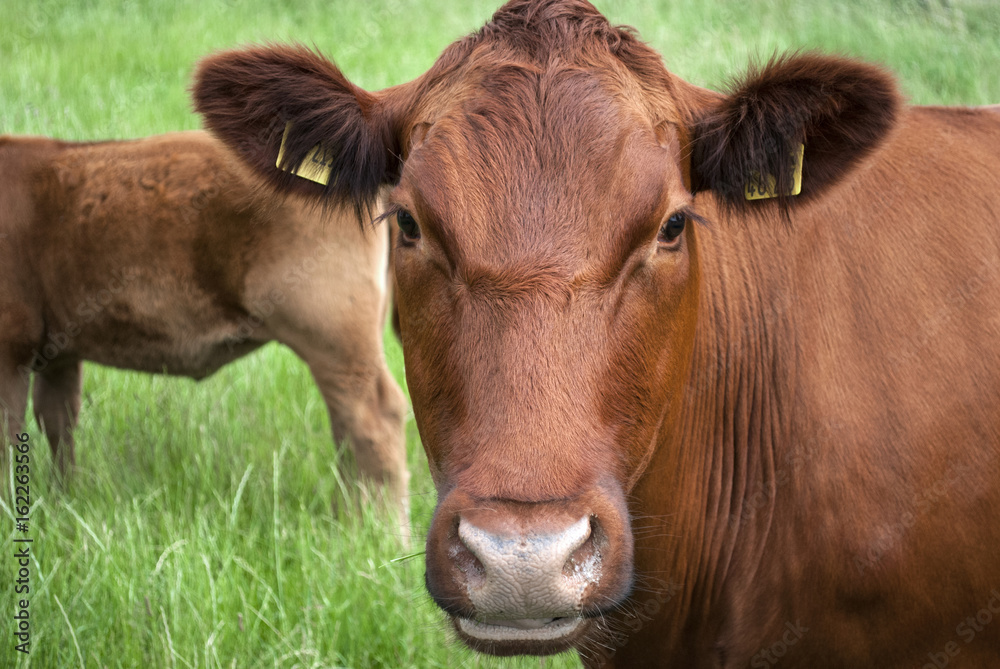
[0,131,409,530]
[193,0,1000,666]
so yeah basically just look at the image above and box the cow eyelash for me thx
[378,203,421,244]
[657,210,687,247]
[396,210,420,242]
[373,204,400,226]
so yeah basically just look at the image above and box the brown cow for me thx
[0,131,409,530]
[192,0,1000,666]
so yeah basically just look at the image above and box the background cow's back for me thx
[0,131,408,528]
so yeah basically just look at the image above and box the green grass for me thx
[2,0,999,666]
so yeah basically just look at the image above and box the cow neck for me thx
[632,207,798,654]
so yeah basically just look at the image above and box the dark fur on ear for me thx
[690,52,901,211]
[192,44,398,221]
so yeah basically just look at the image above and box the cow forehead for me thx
[396,60,681,275]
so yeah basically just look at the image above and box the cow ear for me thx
[192,44,400,221]
[688,53,901,209]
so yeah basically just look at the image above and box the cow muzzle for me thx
[425,485,633,655]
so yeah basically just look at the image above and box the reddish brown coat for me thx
[193,1,1000,666]
[0,131,408,526]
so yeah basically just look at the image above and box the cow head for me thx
[194,0,897,656]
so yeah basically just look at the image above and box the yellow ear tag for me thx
[275,122,334,186]
[744,143,804,200]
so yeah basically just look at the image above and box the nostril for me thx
[451,524,486,587]
[564,516,603,584]
[454,514,603,619]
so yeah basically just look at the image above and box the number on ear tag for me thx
[275,122,334,186]
[744,143,804,200]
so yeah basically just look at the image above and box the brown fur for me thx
[0,131,409,529]
[193,0,1000,665]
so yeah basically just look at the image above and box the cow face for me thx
[388,58,701,654]
[194,0,897,656]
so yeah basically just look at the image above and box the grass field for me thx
[2,0,999,666]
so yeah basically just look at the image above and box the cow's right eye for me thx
[397,209,421,243]
[657,211,686,247]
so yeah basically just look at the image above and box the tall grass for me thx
[2,0,999,666]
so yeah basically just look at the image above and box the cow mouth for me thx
[455,615,587,654]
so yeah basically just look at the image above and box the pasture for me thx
[3,0,1000,667]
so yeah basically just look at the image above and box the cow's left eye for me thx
[397,209,421,243]
[658,212,686,246]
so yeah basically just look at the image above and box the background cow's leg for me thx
[0,349,31,476]
[32,360,83,479]
[305,351,410,540]
[245,205,410,539]
[0,298,43,482]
